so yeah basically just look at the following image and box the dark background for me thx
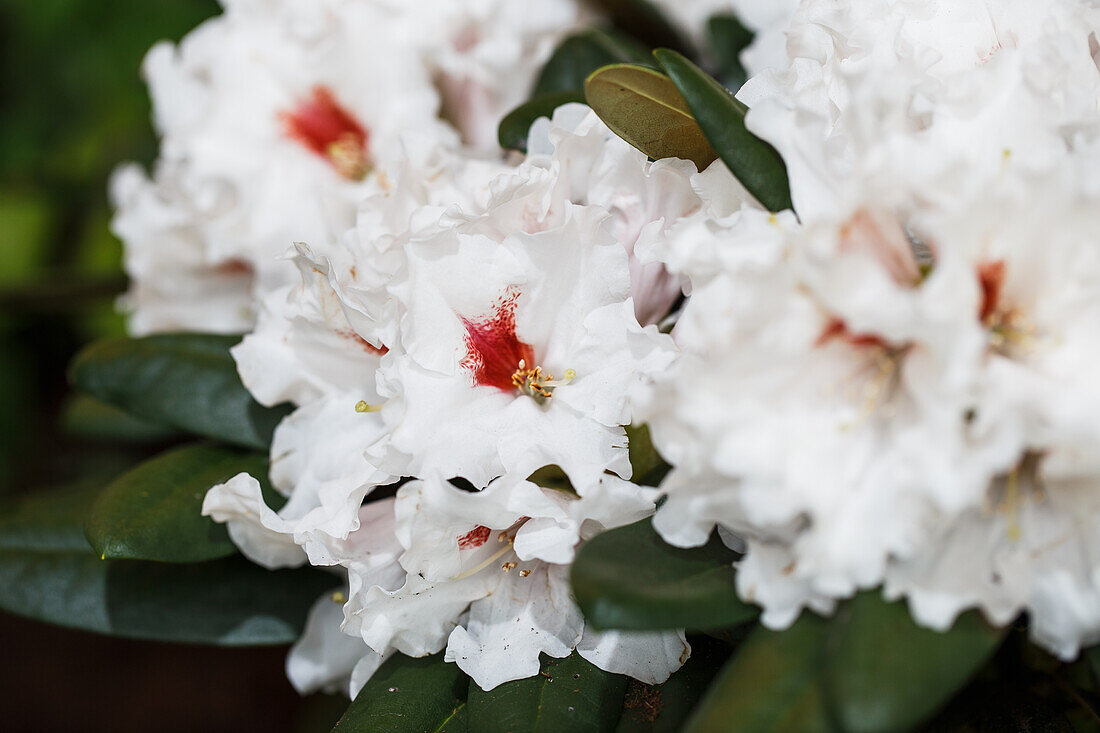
[0,1,342,729]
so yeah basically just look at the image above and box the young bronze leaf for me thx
[584,63,718,170]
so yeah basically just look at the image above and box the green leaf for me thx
[85,444,271,563]
[684,593,1006,732]
[0,482,333,645]
[571,518,757,632]
[584,64,718,170]
[685,614,834,733]
[588,0,692,56]
[61,394,180,444]
[499,92,586,152]
[1088,646,1100,687]
[332,653,468,733]
[624,423,670,487]
[616,636,732,732]
[534,28,651,96]
[706,15,754,91]
[825,593,1007,732]
[69,333,293,451]
[653,48,792,212]
[467,652,628,733]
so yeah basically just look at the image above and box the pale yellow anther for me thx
[563,369,576,380]
[355,400,382,413]
[331,591,347,603]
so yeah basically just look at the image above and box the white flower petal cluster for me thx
[202,103,707,690]
[643,0,1100,659]
[112,0,588,336]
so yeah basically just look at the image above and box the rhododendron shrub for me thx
[10,0,1100,730]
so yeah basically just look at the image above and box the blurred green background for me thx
[0,0,221,495]
[0,2,341,729]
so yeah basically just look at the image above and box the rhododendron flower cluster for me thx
[84,0,1100,725]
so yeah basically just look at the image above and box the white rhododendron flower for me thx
[202,108,688,690]
[113,0,453,335]
[525,104,717,326]
[342,472,689,690]
[203,249,394,569]
[884,159,1100,659]
[422,0,591,150]
[643,0,1100,657]
[368,200,676,489]
[110,161,257,335]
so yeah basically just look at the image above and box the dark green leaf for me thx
[571,518,756,631]
[0,479,106,553]
[706,15,754,91]
[1087,646,1100,687]
[69,333,293,450]
[685,614,834,733]
[625,423,669,487]
[535,28,651,96]
[0,482,333,645]
[584,64,718,170]
[499,92,586,152]
[332,653,468,733]
[85,444,271,562]
[616,636,732,732]
[653,48,792,212]
[61,394,180,444]
[685,593,1006,733]
[587,0,692,56]
[825,593,1007,733]
[467,652,628,733]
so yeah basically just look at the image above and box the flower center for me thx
[461,290,575,402]
[280,86,370,180]
[977,261,1036,354]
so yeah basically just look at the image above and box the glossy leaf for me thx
[332,653,468,733]
[653,48,792,212]
[588,0,691,55]
[571,518,756,631]
[624,423,669,487]
[467,652,628,733]
[0,482,333,645]
[69,333,292,450]
[685,593,1005,732]
[534,28,651,96]
[616,636,732,732]
[499,92,585,152]
[706,15,754,91]
[60,394,180,444]
[825,593,1006,732]
[585,64,718,170]
[684,614,834,733]
[85,444,271,563]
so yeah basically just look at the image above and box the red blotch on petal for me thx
[337,329,388,357]
[280,86,370,179]
[461,289,535,392]
[816,317,891,350]
[977,260,1006,323]
[457,525,491,549]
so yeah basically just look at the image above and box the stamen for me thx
[280,86,371,180]
[451,543,514,581]
[355,401,382,413]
